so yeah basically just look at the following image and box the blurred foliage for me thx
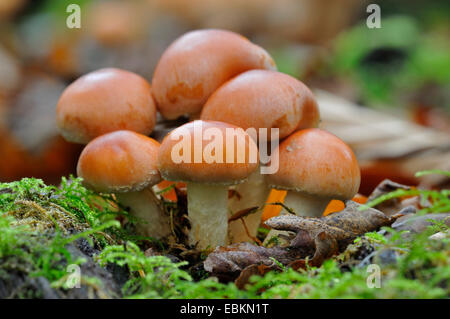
[18,0,90,20]
[330,15,450,112]
[363,170,450,215]
[379,0,450,29]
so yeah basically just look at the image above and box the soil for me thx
[0,237,128,299]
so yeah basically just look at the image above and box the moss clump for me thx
[1,177,123,227]
[0,177,123,298]
[7,199,88,234]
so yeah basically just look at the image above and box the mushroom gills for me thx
[187,182,229,249]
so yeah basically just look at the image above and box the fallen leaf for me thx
[203,242,311,280]
[366,179,413,215]
[321,200,400,237]
[204,201,399,279]
[235,264,277,289]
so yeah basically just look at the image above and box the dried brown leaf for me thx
[366,179,414,215]
[204,201,400,279]
[203,242,309,279]
[234,264,277,290]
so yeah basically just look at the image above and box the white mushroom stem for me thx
[116,187,171,239]
[187,182,228,249]
[263,191,333,245]
[228,170,271,243]
[283,191,332,217]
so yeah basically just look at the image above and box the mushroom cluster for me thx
[56,28,360,250]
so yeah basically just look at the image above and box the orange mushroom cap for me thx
[77,130,161,193]
[152,29,276,120]
[158,120,259,185]
[267,128,361,200]
[201,69,319,140]
[57,68,157,144]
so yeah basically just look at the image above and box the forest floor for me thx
[0,174,448,299]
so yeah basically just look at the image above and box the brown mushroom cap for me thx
[77,130,161,193]
[267,128,360,199]
[152,29,276,120]
[158,120,259,184]
[57,68,157,144]
[201,70,319,140]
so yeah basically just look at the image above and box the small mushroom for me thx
[267,128,360,218]
[201,69,319,140]
[77,130,170,238]
[158,120,259,249]
[201,69,320,243]
[152,29,276,120]
[57,68,157,144]
[264,129,360,244]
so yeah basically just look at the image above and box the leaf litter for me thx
[205,201,401,280]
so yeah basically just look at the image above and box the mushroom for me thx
[57,68,157,144]
[201,69,319,140]
[77,130,170,238]
[151,29,276,120]
[264,128,360,244]
[158,120,259,249]
[267,128,360,217]
[200,69,320,243]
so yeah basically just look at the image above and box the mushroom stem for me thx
[187,182,228,249]
[116,187,171,239]
[263,191,332,245]
[283,191,331,217]
[228,170,270,243]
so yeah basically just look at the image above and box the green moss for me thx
[0,177,122,295]
[1,175,448,299]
